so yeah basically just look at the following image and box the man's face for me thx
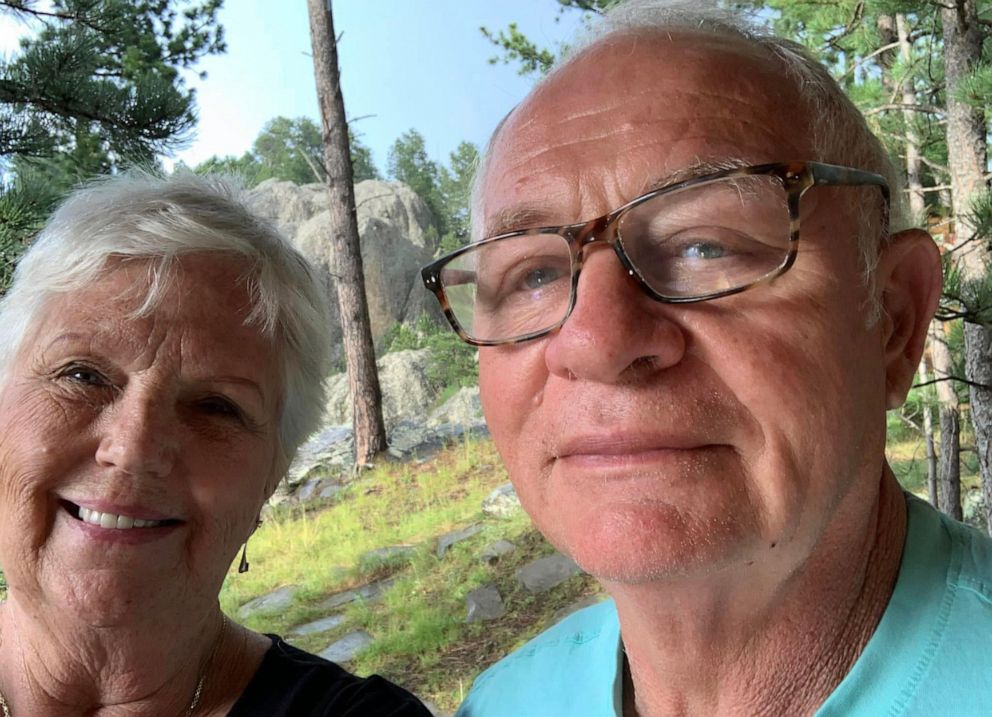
[478,34,895,584]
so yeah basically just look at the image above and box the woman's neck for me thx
[0,601,264,717]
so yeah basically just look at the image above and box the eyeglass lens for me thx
[441,174,793,343]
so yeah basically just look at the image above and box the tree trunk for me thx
[941,0,991,532]
[918,358,939,507]
[933,322,963,521]
[894,14,938,507]
[307,0,387,466]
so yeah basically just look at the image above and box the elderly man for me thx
[422,1,991,715]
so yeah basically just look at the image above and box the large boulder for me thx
[323,349,438,432]
[246,179,443,359]
[246,179,328,240]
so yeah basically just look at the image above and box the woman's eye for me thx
[58,365,109,386]
[198,396,243,420]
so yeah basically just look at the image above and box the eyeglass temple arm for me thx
[809,162,890,204]
[425,266,476,289]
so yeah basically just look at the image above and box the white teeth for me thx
[76,506,165,530]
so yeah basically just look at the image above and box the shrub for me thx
[384,314,478,393]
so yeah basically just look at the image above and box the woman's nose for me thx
[94,389,178,479]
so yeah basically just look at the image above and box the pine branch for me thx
[863,102,943,116]
[914,375,992,391]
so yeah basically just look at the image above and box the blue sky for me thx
[172,1,589,174]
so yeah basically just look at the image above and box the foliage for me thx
[387,130,480,252]
[384,314,478,393]
[480,0,619,76]
[0,0,226,287]
[387,129,447,234]
[437,141,479,252]
[194,116,380,187]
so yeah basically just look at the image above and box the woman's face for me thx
[0,254,283,626]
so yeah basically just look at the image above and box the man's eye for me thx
[522,265,566,290]
[680,242,727,260]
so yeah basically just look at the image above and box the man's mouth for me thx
[61,501,179,530]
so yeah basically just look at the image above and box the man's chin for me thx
[550,504,760,585]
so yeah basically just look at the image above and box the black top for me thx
[227,636,433,716]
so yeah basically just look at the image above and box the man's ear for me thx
[876,228,942,409]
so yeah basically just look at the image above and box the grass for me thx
[886,423,981,497]
[220,436,601,711]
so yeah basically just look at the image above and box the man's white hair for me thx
[471,0,902,304]
[0,171,333,470]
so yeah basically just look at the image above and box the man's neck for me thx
[610,470,907,717]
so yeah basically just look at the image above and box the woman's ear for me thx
[875,228,942,409]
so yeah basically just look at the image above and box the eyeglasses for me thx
[420,161,889,346]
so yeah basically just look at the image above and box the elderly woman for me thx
[0,173,432,716]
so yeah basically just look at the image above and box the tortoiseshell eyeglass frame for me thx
[420,161,890,347]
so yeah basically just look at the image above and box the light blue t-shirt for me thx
[456,495,992,716]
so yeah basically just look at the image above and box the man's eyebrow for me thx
[644,157,752,192]
[482,205,558,239]
[482,157,754,239]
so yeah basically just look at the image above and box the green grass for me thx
[220,436,601,711]
[886,424,980,497]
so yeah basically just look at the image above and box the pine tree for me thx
[0,0,225,278]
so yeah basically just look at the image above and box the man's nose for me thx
[544,247,687,383]
[94,389,178,479]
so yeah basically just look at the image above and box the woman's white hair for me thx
[471,0,903,295]
[0,170,332,469]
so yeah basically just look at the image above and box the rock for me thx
[359,545,416,569]
[319,482,344,500]
[316,577,396,611]
[324,350,437,433]
[286,425,353,485]
[287,614,346,638]
[427,386,484,428]
[247,179,444,367]
[245,179,328,239]
[516,554,582,594]
[387,418,489,462]
[295,478,322,502]
[436,524,483,557]
[319,630,373,663]
[480,539,516,564]
[482,484,522,519]
[237,585,299,619]
[465,585,506,623]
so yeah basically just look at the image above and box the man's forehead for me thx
[502,29,786,138]
[479,31,808,235]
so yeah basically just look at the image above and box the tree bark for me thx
[307,0,387,466]
[941,0,991,532]
[918,358,939,507]
[933,323,963,521]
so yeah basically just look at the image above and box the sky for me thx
[172,0,588,173]
[0,2,588,174]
